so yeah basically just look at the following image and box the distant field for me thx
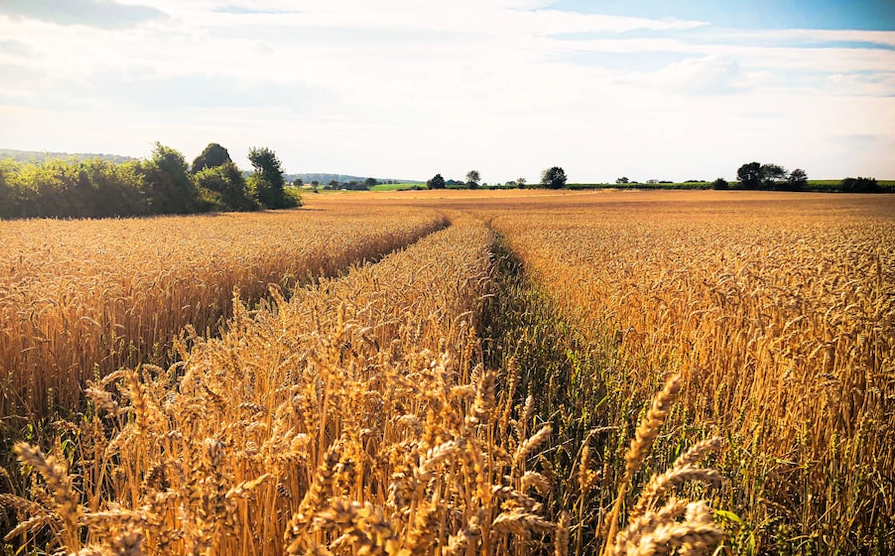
[369,182,424,191]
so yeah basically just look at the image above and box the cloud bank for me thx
[0,0,892,182]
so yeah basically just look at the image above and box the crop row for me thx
[0,208,447,419]
[3,213,727,556]
[3,218,508,554]
[487,194,895,554]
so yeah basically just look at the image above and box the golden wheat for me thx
[484,190,895,553]
[0,207,447,418]
[6,189,859,555]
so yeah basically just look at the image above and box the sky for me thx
[0,0,893,183]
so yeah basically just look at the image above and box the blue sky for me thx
[552,1,895,31]
[0,0,893,182]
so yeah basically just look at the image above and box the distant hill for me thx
[0,148,138,164]
[0,150,421,184]
[286,172,422,185]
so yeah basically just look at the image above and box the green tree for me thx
[427,173,446,189]
[248,147,297,209]
[841,176,878,193]
[542,166,567,189]
[516,177,527,189]
[191,143,232,173]
[0,160,18,218]
[364,177,378,189]
[760,163,787,188]
[195,161,258,212]
[139,143,203,214]
[712,177,729,190]
[736,162,762,190]
[786,168,808,190]
[616,177,629,184]
[466,170,480,189]
[71,158,147,218]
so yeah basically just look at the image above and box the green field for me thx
[369,182,425,191]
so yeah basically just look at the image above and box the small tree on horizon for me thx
[760,163,787,188]
[427,173,446,189]
[466,170,481,189]
[787,168,808,190]
[516,177,527,189]
[736,162,762,189]
[541,166,567,189]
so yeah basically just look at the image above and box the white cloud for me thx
[0,3,893,181]
[652,55,741,94]
[0,0,166,28]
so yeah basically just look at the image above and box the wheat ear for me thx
[601,374,681,556]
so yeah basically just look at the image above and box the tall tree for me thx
[195,161,258,212]
[141,142,202,214]
[786,168,808,191]
[427,173,446,189]
[541,166,568,189]
[466,170,481,189]
[736,162,762,190]
[191,143,232,173]
[760,163,787,188]
[248,147,297,209]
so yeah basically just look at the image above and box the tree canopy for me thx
[466,170,481,189]
[195,161,258,212]
[736,162,763,190]
[0,142,306,219]
[541,166,568,189]
[248,147,298,209]
[737,161,802,190]
[427,173,446,189]
[141,142,203,214]
[787,168,808,190]
[191,143,232,173]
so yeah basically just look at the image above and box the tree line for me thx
[425,167,568,190]
[719,163,882,192]
[424,163,885,193]
[0,142,299,220]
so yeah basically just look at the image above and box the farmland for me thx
[1,190,893,555]
[0,207,448,419]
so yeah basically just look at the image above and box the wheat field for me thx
[478,191,895,554]
[0,207,447,419]
[2,190,892,555]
